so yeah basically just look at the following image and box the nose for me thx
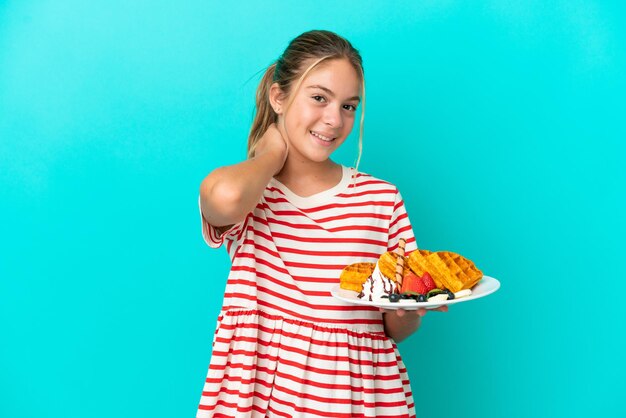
[323,105,343,129]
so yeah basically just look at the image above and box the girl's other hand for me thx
[255,123,288,174]
[380,305,448,318]
[381,306,448,342]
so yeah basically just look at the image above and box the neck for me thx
[278,157,338,180]
[275,157,343,196]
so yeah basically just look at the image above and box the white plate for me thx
[331,276,500,310]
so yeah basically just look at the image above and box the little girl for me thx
[197,30,445,418]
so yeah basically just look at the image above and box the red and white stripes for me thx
[198,166,417,417]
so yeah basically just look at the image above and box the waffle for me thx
[407,250,483,293]
[378,251,410,281]
[339,262,376,292]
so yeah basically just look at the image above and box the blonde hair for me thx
[248,30,366,170]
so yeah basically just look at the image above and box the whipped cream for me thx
[359,263,398,302]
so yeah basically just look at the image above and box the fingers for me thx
[379,308,406,316]
[378,305,449,316]
[254,124,289,170]
[378,308,420,317]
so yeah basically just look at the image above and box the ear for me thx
[269,82,285,115]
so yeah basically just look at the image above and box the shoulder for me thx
[349,167,399,193]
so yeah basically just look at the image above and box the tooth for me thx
[311,131,332,141]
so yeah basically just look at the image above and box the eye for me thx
[312,95,326,103]
[343,104,357,112]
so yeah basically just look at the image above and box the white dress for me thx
[197,166,418,417]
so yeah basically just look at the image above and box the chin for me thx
[307,148,338,162]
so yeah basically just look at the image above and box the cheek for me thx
[300,106,321,125]
[343,114,357,133]
[286,106,318,131]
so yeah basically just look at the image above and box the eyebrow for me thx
[306,85,361,102]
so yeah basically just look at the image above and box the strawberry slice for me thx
[421,272,437,292]
[402,271,428,294]
[413,279,429,295]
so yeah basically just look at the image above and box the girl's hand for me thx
[380,305,448,342]
[254,123,288,174]
[381,305,449,318]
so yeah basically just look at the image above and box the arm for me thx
[199,124,287,229]
[382,309,424,343]
[382,306,448,343]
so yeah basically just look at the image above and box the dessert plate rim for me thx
[330,276,500,310]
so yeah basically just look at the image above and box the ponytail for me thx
[248,64,277,158]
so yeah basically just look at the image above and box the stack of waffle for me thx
[339,248,482,294]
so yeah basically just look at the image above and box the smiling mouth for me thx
[310,131,336,142]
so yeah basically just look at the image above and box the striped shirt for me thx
[197,165,418,417]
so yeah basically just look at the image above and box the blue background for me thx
[1,1,624,417]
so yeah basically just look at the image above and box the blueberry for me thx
[445,289,455,300]
[417,294,426,303]
[389,293,401,303]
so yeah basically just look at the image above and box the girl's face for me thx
[278,58,361,164]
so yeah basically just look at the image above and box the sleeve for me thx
[198,195,249,249]
[388,188,418,254]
